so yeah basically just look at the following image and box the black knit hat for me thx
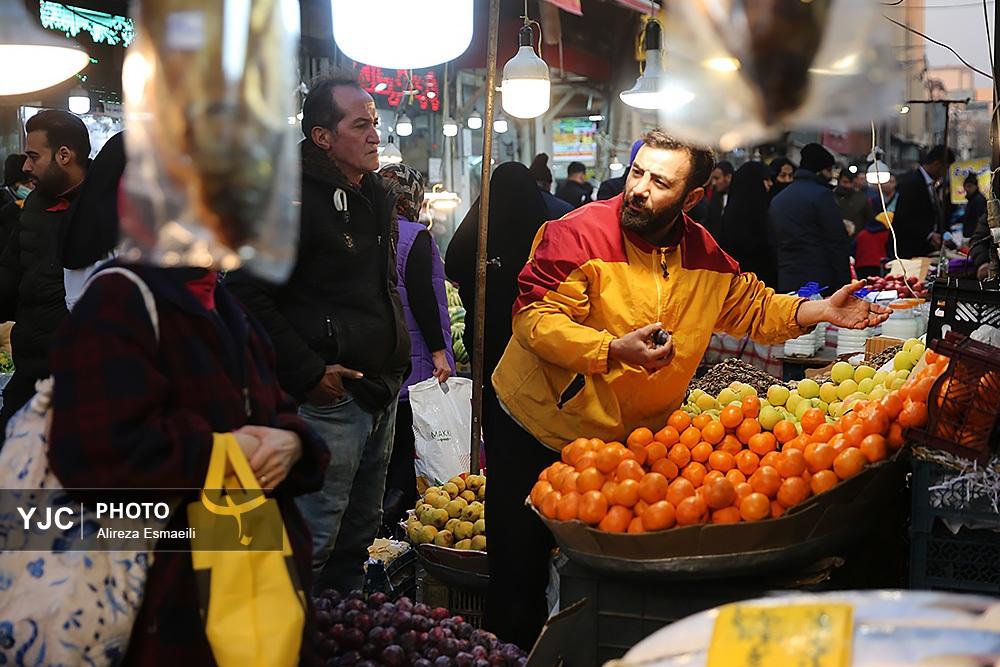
[964,171,979,187]
[3,154,27,187]
[799,143,835,174]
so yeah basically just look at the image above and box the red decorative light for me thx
[358,65,441,112]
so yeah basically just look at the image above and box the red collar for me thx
[185,272,218,310]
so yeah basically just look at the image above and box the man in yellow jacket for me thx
[485,130,889,648]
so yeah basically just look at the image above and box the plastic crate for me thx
[909,457,1000,535]
[910,525,1000,594]
[557,558,841,667]
[906,332,1000,463]
[927,278,1000,342]
[420,574,486,628]
[386,549,418,601]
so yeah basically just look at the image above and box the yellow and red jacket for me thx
[491,194,810,450]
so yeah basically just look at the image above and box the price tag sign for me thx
[706,603,853,667]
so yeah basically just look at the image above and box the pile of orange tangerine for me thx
[530,350,949,533]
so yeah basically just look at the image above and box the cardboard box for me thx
[865,336,904,363]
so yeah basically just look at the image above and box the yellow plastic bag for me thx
[188,433,305,667]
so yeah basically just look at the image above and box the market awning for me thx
[542,0,582,16]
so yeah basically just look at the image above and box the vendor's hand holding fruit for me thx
[609,322,675,371]
[234,425,303,490]
[796,280,891,330]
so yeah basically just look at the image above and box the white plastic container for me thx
[836,327,872,356]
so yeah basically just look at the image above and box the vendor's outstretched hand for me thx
[821,280,891,330]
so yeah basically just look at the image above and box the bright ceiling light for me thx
[425,187,461,210]
[395,112,413,137]
[442,117,459,137]
[467,109,483,130]
[427,91,437,99]
[703,57,740,72]
[500,24,550,119]
[620,21,692,110]
[867,159,891,184]
[68,87,90,115]
[899,105,910,115]
[493,116,509,133]
[588,114,605,122]
[848,165,858,174]
[331,0,473,69]
[609,154,623,172]
[374,82,389,92]
[0,1,89,95]
[380,137,403,165]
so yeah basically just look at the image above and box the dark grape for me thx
[424,647,440,660]
[339,650,360,666]
[368,627,388,647]
[356,660,376,667]
[471,646,487,661]
[455,651,474,667]
[344,610,360,626]
[392,610,413,631]
[380,644,406,667]
[399,630,418,651]
[348,589,364,600]
[413,616,433,633]
[452,615,465,624]
[474,660,490,667]
[344,598,366,612]
[320,638,338,658]
[354,613,373,634]
[515,658,528,667]
[329,609,344,625]
[428,627,446,644]
[414,660,432,667]
[380,602,398,615]
[373,610,392,627]
[441,638,459,657]
[329,623,346,641]
[315,597,333,611]
[413,603,431,617]
[367,592,388,608]
[456,639,470,653]
[434,657,454,667]
[320,588,340,601]
[359,643,376,659]
[430,607,450,621]
[397,597,414,612]
[341,628,365,650]
[455,623,473,640]
[316,610,333,629]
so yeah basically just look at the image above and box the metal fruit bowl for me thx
[400,511,489,589]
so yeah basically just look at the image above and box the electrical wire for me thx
[884,15,993,78]
[870,121,921,300]
[985,0,994,67]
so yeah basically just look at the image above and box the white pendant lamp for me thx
[467,109,483,130]
[68,87,90,114]
[331,0,473,69]
[442,117,459,137]
[501,24,550,119]
[0,1,89,95]
[620,20,693,110]
[493,114,509,134]
[395,112,413,137]
[381,136,403,165]
[866,149,891,185]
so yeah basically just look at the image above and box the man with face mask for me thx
[0,111,89,428]
[486,130,890,649]
[0,154,34,253]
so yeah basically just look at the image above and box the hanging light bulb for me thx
[620,20,693,110]
[467,109,483,130]
[0,1,89,95]
[380,136,403,164]
[396,112,413,137]
[331,0,473,69]
[68,87,91,115]
[501,24,551,119]
[493,114,509,134]
[866,148,891,184]
[609,153,623,172]
[442,117,459,137]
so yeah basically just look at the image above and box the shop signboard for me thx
[552,117,597,165]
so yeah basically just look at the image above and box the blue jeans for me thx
[295,395,397,594]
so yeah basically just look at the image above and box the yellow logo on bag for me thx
[200,488,268,546]
[706,603,853,667]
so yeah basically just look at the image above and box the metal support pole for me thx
[990,0,1000,279]
[470,0,500,474]
[939,104,951,275]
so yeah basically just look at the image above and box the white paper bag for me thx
[409,377,472,490]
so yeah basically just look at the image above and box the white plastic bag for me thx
[410,377,472,490]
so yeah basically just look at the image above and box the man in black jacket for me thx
[0,111,89,427]
[555,161,593,208]
[892,145,955,259]
[227,72,410,594]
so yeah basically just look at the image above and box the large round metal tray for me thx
[531,449,907,581]
[400,511,489,589]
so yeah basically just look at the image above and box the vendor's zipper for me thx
[653,248,669,322]
[242,387,251,418]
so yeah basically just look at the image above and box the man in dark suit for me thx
[892,145,955,259]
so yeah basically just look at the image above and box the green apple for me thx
[717,388,738,406]
[869,385,889,402]
[903,337,919,352]
[895,369,911,381]
[836,379,859,401]
[819,382,839,404]
[689,388,705,402]
[829,401,844,418]
[890,377,907,390]
[797,378,820,399]
[696,394,719,411]
[794,400,812,420]
[906,346,924,368]
[857,378,876,395]
[831,361,855,384]
[813,399,830,415]
[893,352,914,372]
[759,405,781,430]
[854,365,876,383]
[767,385,790,407]
[738,384,758,399]
[786,391,804,415]
[873,370,889,387]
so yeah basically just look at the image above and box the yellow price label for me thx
[706,603,853,667]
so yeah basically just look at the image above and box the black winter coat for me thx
[227,142,410,412]
[0,187,74,382]
[768,169,851,294]
[892,168,941,259]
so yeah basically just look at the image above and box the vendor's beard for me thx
[620,193,685,238]
[33,162,71,198]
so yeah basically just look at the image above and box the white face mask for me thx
[14,185,32,200]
